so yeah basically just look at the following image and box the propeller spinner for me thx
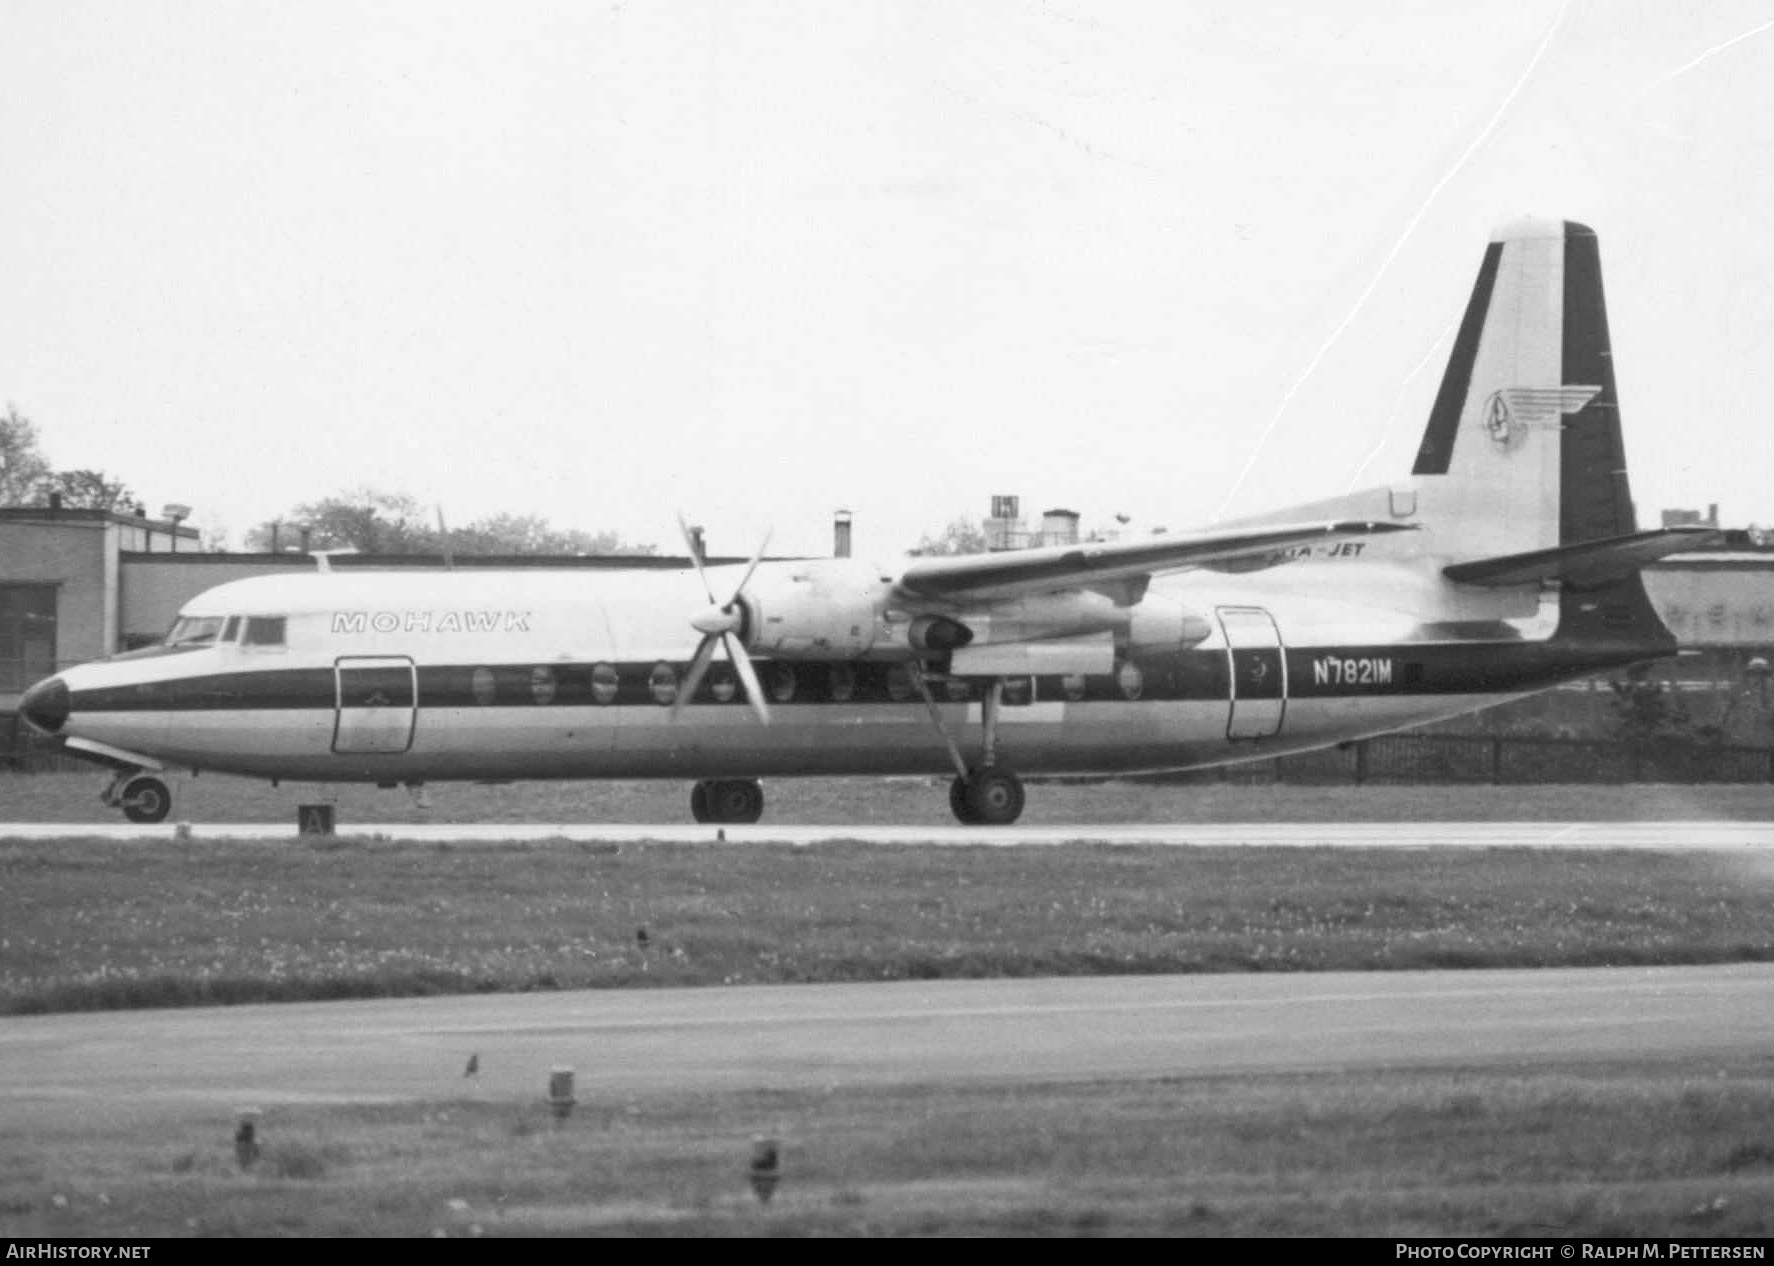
[674,515,773,725]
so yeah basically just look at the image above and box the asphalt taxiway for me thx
[5,965,1773,1133]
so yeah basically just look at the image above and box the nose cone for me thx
[19,675,70,735]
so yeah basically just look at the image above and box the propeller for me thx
[673,514,773,724]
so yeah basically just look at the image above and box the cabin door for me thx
[1218,607,1286,740]
[333,656,418,754]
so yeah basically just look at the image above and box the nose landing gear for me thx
[102,772,173,824]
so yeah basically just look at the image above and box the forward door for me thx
[1218,607,1286,740]
[333,656,417,754]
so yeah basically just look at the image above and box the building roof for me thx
[0,505,200,539]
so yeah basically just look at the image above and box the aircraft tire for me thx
[120,776,172,825]
[709,779,764,824]
[963,768,1024,826]
[690,781,713,823]
[948,775,982,824]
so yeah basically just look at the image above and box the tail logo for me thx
[1483,391,1522,450]
[1481,385,1603,451]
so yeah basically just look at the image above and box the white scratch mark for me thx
[1215,0,1572,520]
[1662,17,1774,81]
[1344,316,1458,492]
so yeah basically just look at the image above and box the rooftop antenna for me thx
[436,505,456,570]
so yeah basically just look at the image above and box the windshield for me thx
[164,616,226,647]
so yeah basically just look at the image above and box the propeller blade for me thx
[671,633,721,721]
[723,527,774,611]
[724,632,772,725]
[677,512,716,604]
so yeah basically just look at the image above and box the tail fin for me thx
[1412,218,1637,559]
[1418,218,1682,655]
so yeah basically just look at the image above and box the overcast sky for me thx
[3,1,1771,558]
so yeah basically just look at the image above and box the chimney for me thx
[833,509,853,558]
[1708,503,1719,527]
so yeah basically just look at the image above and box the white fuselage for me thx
[37,556,1592,786]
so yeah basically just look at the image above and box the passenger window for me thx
[241,617,287,647]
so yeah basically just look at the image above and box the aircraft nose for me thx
[19,675,70,735]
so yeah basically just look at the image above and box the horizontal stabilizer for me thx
[897,520,1417,601]
[1442,527,1723,589]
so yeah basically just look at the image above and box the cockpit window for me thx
[221,616,241,643]
[242,616,288,647]
[164,616,225,647]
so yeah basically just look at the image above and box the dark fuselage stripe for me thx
[63,640,1656,715]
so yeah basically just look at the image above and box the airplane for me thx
[17,218,1721,827]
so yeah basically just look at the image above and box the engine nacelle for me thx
[742,564,893,660]
[1126,595,1215,650]
[947,591,1127,646]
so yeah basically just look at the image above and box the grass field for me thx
[5,836,1774,1015]
[6,773,1774,1236]
[8,1060,1774,1237]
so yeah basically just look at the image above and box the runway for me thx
[3,819,1773,847]
[5,965,1773,1133]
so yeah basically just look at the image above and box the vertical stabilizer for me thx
[1416,219,1669,653]
[1411,218,1636,560]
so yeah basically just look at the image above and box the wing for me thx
[894,520,1416,601]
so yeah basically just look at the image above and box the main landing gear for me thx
[947,767,1026,826]
[912,666,1026,826]
[691,778,765,824]
[102,771,172,824]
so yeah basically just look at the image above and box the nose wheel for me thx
[105,774,172,824]
[690,779,765,824]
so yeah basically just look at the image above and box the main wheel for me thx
[948,775,981,824]
[690,781,713,823]
[963,768,1024,826]
[709,779,764,824]
[120,776,172,824]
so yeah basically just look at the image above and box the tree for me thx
[0,404,51,505]
[443,512,656,557]
[38,468,137,511]
[246,488,657,556]
[914,516,990,556]
[245,488,434,554]
[1607,668,1715,745]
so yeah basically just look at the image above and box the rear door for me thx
[333,656,417,754]
[1218,607,1286,740]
